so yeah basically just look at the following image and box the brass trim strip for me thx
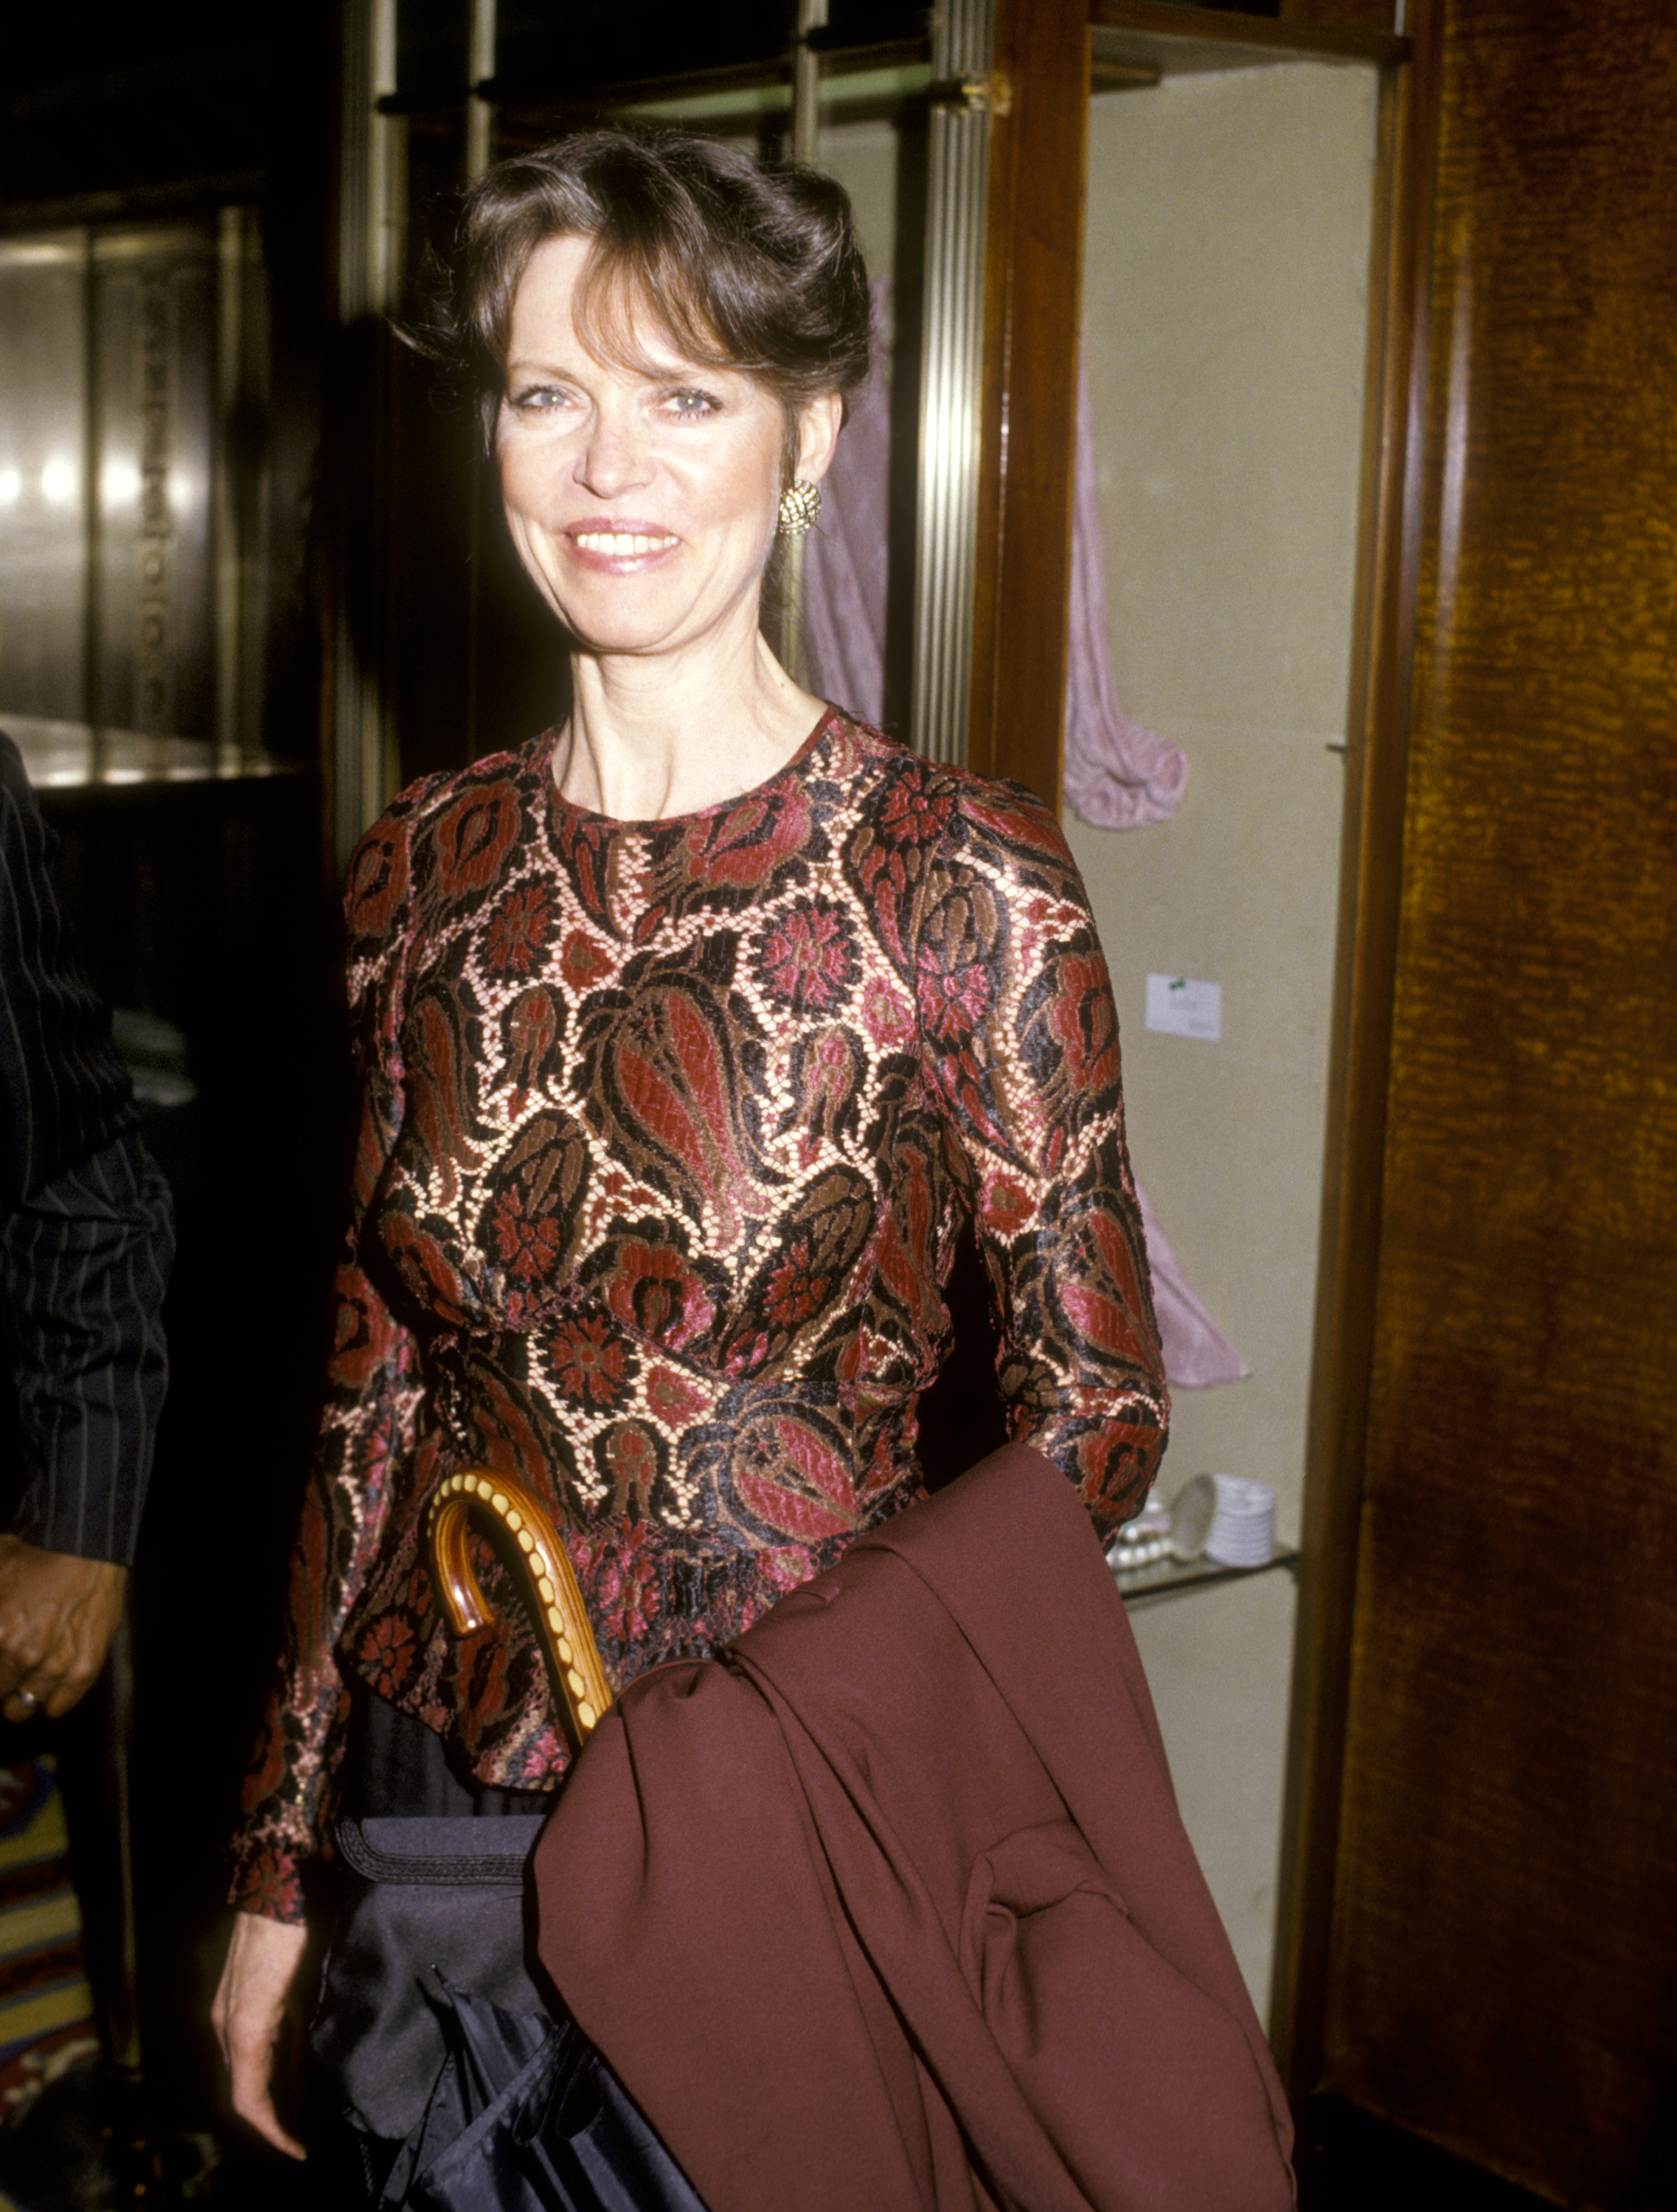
[910,0,993,768]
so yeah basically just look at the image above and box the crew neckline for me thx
[541,706,842,833]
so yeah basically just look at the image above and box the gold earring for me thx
[777,480,822,535]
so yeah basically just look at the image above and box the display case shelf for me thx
[4,715,294,790]
[1113,1546,1301,1610]
[1091,0,1408,88]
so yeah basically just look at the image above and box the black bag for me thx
[312,1813,708,2212]
[312,1813,551,2144]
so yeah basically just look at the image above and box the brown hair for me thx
[421,125,872,481]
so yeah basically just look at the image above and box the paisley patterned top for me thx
[229,711,1167,1921]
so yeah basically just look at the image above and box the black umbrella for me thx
[375,1474,710,2212]
[378,1975,709,2212]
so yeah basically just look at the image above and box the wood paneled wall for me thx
[1320,2,1677,2201]
[968,0,1089,808]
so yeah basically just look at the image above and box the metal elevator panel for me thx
[0,216,265,785]
[89,227,218,745]
[0,232,89,725]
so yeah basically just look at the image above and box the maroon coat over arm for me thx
[534,1442,1296,2212]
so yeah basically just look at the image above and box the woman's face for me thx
[496,233,838,661]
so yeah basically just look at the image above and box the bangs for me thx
[568,238,746,383]
[574,240,806,484]
[437,125,870,459]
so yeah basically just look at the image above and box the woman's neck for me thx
[558,622,826,823]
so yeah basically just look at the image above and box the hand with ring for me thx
[0,1537,128,1723]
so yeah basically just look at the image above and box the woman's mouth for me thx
[570,529,680,559]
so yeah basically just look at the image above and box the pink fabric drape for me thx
[1136,1183,1249,1391]
[1061,372,1190,830]
[800,288,894,732]
[802,281,1190,828]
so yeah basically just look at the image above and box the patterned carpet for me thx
[0,1761,99,2202]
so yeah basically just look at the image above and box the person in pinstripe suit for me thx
[0,731,173,1725]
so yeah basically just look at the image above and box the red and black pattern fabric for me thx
[229,713,1167,1922]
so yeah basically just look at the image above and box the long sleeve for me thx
[0,733,174,1565]
[2,1134,173,1563]
[914,780,1168,1538]
[228,810,428,1921]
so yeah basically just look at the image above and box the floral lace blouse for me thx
[229,711,1167,1921]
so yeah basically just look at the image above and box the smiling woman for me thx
[494,230,841,807]
[210,125,1170,2206]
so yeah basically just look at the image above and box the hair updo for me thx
[425,125,872,480]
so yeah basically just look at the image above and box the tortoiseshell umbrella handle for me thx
[426,1469,612,1747]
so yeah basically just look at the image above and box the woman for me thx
[213,125,1167,2183]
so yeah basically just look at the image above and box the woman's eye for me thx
[510,386,571,413]
[665,389,721,420]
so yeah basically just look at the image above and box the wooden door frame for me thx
[968,0,1448,2097]
[967,0,1090,810]
[1269,0,1443,2095]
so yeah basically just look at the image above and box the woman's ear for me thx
[796,391,844,487]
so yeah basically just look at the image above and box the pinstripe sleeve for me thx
[0,737,139,1195]
[1,1132,173,1562]
[0,731,174,1565]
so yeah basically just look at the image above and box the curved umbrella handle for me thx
[426,1469,613,1747]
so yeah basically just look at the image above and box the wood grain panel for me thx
[967,0,1089,807]
[1323,2,1677,2201]
[1270,0,1442,2094]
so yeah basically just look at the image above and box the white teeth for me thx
[574,532,678,556]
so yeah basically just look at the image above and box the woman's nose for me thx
[575,407,653,498]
